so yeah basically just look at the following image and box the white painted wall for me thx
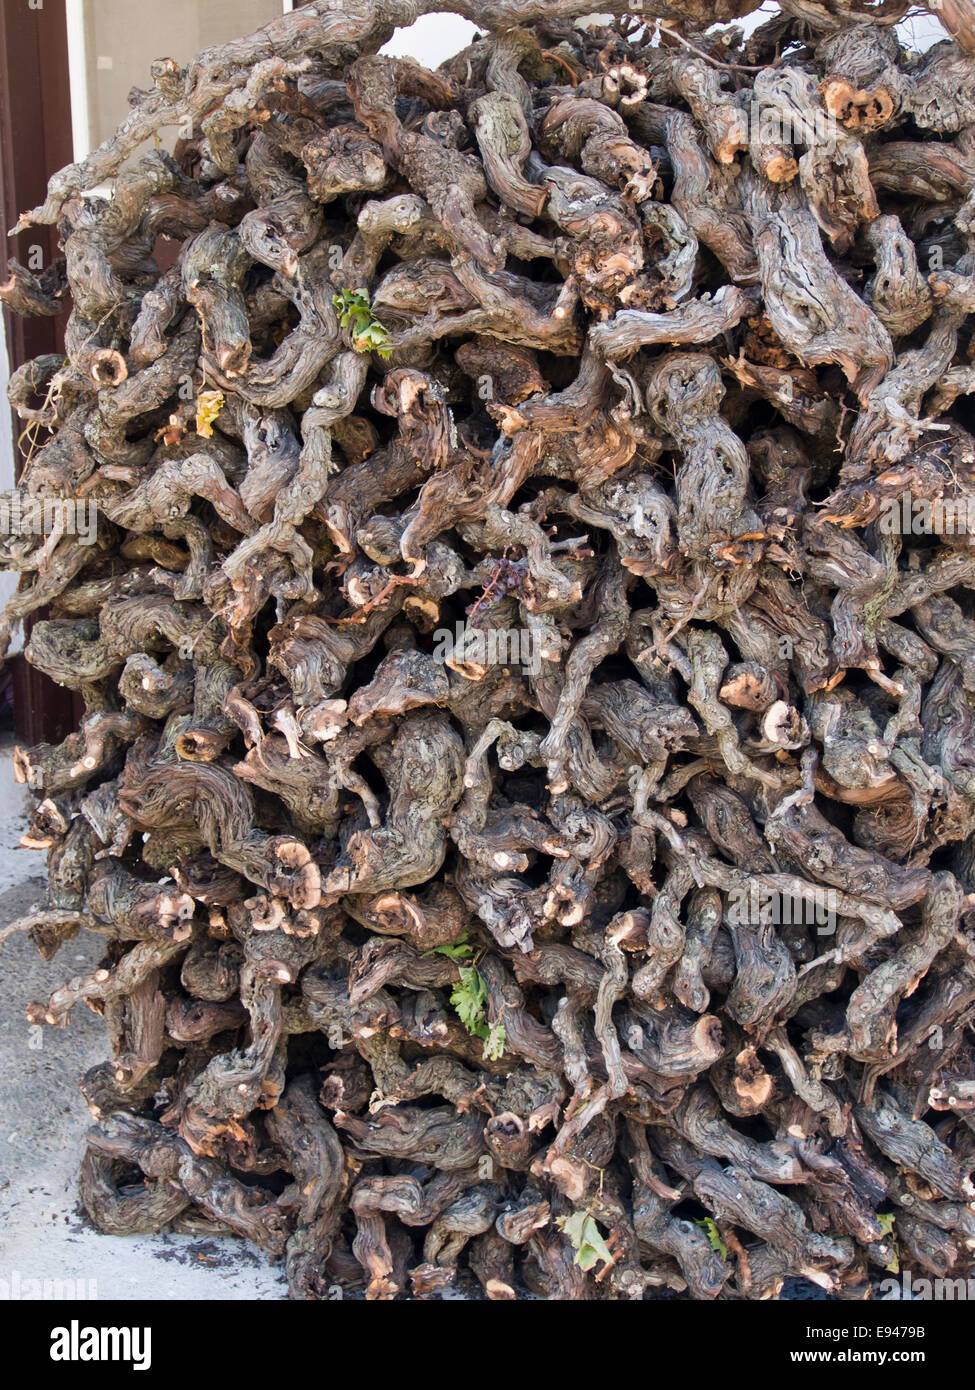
[381,13,479,65]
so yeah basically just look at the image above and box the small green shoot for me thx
[430,933,506,1061]
[695,1216,729,1261]
[195,388,224,438]
[431,935,477,963]
[557,1209,615,1273]
[332,287,392,359]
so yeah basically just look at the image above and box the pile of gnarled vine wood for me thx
[4,0,975,1299]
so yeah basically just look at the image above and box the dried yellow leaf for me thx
[195,389,225,438]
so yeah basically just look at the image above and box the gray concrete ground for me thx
[0,737,286,1300]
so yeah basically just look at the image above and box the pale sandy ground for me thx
[0,737,287,1300]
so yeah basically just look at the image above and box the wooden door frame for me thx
[0,0,81,746]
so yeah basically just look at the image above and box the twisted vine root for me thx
[5,0,975,1300]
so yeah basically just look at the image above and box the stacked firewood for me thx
[3,0,975,1299]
